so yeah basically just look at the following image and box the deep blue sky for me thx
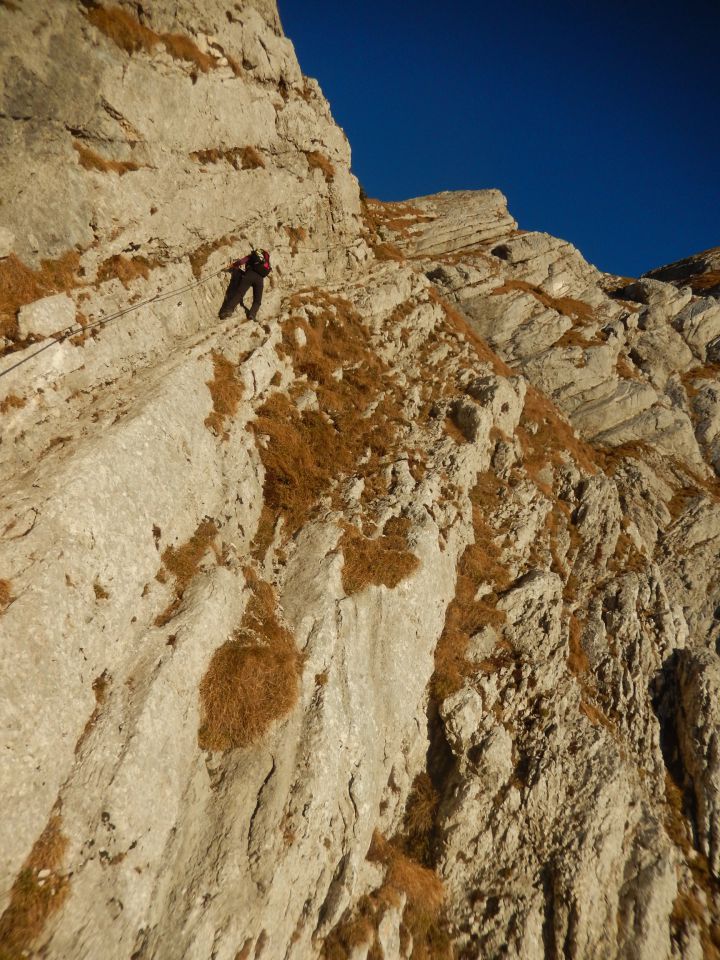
[279,1,718,277]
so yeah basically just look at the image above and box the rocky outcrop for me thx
[646,247,720,299]
[2,3,720,960]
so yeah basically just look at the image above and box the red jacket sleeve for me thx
[230,255,250,269]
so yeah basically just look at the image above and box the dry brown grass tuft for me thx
[84,2,159,55]
[0,394,27,414]
[189,233,237,278]
[162,31,216,72]
[322,897,378,959]
[0,578,12,612]
[340,517,419,594]
[198,569,302,750]
[367,832,450,958]
[686,271,720,295]
[93,581,110,601]
[616,355,644,381]
[204,351,244,438]
[432,476,512,701]
[238,145,265,169]
[285,225,307,255]
[154,518,218,626]
[681,363,720,401]
[518,385,598,479]
[0,812,69,958]
[360,198,435,240]
[324,823,451,960]
[372,242,405,263]
[250,289,406,558]
[305,150,335,182]
[403,773,439,864]
[0,251,82,340]
[607,531,648,574]
[492,278,596,324]
[96,253,152,287]
[84,3,216,73]
[191,146,265,170]
[73,140,140,175]
[579,699,614,729]
[670,889,720,959]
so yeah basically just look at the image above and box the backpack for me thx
[247,248,271,277]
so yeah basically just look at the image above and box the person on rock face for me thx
[218,247,272,321]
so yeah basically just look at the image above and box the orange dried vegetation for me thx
[367,832,451,958]
[95,254,153,287]
[0,812,70,957]
[84,3,216,73]
[340,517,419,594]
[681,363,720,400]
[686,271,720,294]
[579,699,614,730]
[73,141,140,175]
[305,150,335,182]
[0,578,12,612]
[372,242,406,263]
[250,289,405,557]
[0,394,27,414]
[402,773,440,863]
[517,385,598,480]
[154,518,218,626]
[616,355,644,381]
[204,351,244,439]
[191,145,265,170]
[189,233,237,278]
[492,278,596,324]
[0,251,82,340]
[198,569,302,750]
[432,476,512,701]
[285,225,307,255]
[361,198,435,239]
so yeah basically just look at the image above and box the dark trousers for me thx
[219,269,264,319]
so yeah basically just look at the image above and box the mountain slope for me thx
[2,4,720,960]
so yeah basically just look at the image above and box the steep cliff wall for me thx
[2,4,720,960]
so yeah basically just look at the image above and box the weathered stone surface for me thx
[646,245,720,298]
[17,292,76,339]
[3,3,720,959]
[0,225,13,258]
[678,650,720,877]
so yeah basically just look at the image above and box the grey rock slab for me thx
[17,292,76,339]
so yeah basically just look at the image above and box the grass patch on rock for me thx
[154,518,219,627]
[73,140,141,176]
[0,251,82,341]
[340,517,419,595]
[83,2,216,73]
[0,812,69,959]
[204,350,244,439]
[198,569,302,750]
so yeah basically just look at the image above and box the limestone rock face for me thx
[2,4,720,960]
[645,246,720,298]
[17,293,76,339]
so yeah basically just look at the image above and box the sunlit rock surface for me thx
[2,3,720,959]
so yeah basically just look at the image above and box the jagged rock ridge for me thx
[2,3,720,960]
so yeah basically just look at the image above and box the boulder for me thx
[17,293,75,339]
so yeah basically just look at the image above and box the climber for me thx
[218,247,272,321]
